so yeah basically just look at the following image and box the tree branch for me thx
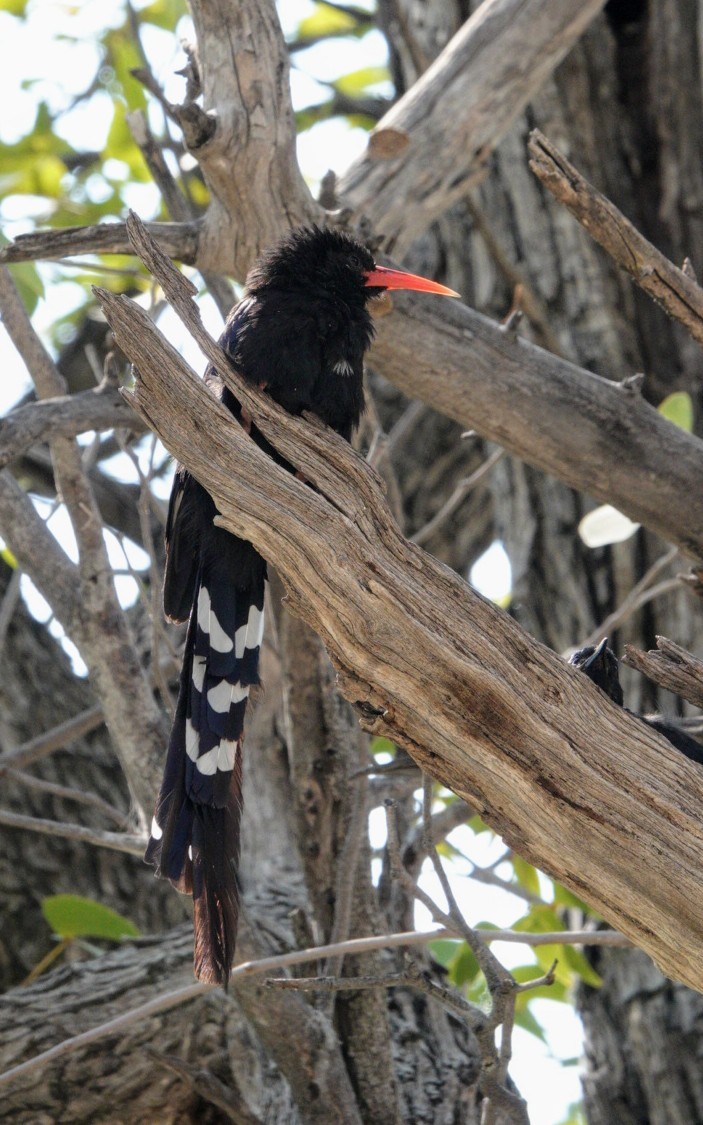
[0,220,198,266]
[368,296,703,557]
[0,388,144,470]
[528,128,703,349]
[93,238,703,993]
[337,0,608,254]
[622,637,703,710]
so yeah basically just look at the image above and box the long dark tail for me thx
[146,557,266,985]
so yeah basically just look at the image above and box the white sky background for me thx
[0,2,584,1120]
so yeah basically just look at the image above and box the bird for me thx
[145,225,458,985]
[569,638,703,766]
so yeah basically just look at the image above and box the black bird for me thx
[569,638,703,766]
[145,225,458,984]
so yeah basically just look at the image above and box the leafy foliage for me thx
[42,894,140,940]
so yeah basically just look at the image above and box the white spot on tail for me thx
[192,655,206,693]
[207,680,249,713]
[185,718,199,762]
[197,585,233,653]
[194,738,238,776]
[235,601,265,658]
[150,816,163,841]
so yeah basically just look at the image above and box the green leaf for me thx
[447,942,480,987]
[0,546,18,569]
[510,855,541,896]
[0,0,30,17]
[370,735,396,757]
[658,391,694,432]
[513,905,565,934]
[297,3,359,40]
[562,942,602,988]
[41,894,140,940]
[513,1002,547,1042]
[429,938,461,967]
[333,66,390,97]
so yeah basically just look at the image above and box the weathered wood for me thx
[368,296,703,558]
[96,282,703,995]
[623,637,703,710]
[528,129,703,349]
[338,0,608,254]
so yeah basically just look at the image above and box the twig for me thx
[528,129,703,350]
[0,706,104,772]
[0,387,144,472]
[464,194,563,355]
[411,448,504,547]
[0,266,166,818]
[0,925,628,1089]
[4,770,128,828]
[0,981,212,1089]
[0,808,145,856]
[577,546,681,649]
[324,730,370,982]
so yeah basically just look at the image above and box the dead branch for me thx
[528,129,703,349]
[0,388,145,470]
[622,637,703,710]
[338,0,608,255]
[0,705,104,770]
[0,809,145,856]
[93,237,703,994]
[0,220,198,266]
[368,295,703,558]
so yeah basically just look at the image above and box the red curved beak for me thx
[363,264,459,298]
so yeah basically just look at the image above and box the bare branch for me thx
[0,265,167,818]
[529,129,703,350]
[0,808,145,856]
[576,546,681,650]
[338,0,608,254]
[0,220,198,266]
[411,447,504,547]
[369,295,703,558]
[4,769,128,827]
[623,637,703,710]
[0,388,145,470]
[0,704,104,770]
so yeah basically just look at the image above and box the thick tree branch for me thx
[337,0,608,254]
[368,298,703,557]
[528,129,703,349]
[94,265,703,994]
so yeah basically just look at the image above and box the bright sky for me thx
[0,3,582,1121]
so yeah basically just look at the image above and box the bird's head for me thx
[569,637,624,706]
[245,225,459,308]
